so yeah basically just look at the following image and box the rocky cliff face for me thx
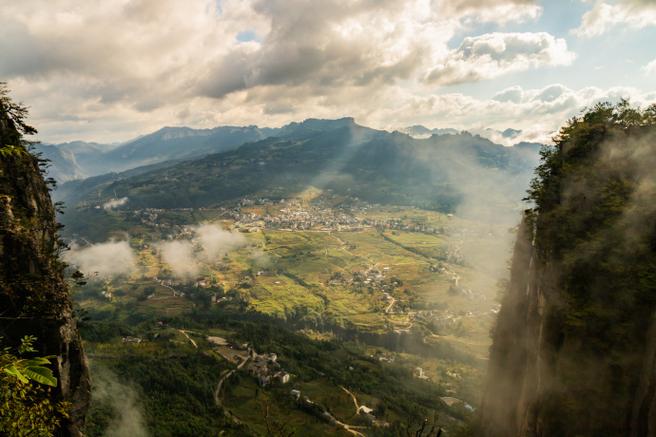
[478,103,656,436]
[0,99,90,435]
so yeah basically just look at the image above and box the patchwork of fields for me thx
[74,200,512,435]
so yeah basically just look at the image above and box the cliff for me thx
[0,89,90,435]
[479,102,656,436]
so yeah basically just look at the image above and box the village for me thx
[208,336,291,387]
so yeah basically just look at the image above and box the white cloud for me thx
[573,0,656,37]
[426,32,575,85]
[391,84,656,145]
[643,59,656,75]
[103,197,128,210]
[194,223,247,262]
[157,224,246,279]
[65,240,137,279]
[158,240,199,279]
[439,0,543,25]
[0,0,549,143]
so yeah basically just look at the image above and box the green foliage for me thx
[0,336,67,436]
[1,336,57,387]
[517,100,656,435]
[0,82,37,143]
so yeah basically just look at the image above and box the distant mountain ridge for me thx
[57,118,542,237]
[35,125,276,182]
[400,124,526,145]
[38,118,541,184]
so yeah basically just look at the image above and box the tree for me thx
[0,82,36,147]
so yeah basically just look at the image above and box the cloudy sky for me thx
[2,0,655,144]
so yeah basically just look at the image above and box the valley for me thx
[72,193,510,436]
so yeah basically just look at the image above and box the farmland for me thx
[72,196,512,435]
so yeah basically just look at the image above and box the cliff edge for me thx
[479,102,656,436]
[0,87,90,435]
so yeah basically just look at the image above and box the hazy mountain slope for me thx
[59,118,539,216]
[102,125,275,170]
[479,103,656,436]
[31,143,85,182]
[400,125,460,137]
[41,125,278,182]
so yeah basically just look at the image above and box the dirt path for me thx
[340,386,360,415]
[384,297,396,314]
[178,329,197,348]
[214,355,250,408]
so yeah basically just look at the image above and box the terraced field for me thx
[74,201,509,435]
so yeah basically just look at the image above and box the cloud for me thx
[391,83,656,145]
[103,197,129,210]
[194,223,247,262]
[643,59,656,75]
[158,240,199,279]
[1,0,550,143]
[65,240,137,279]
[438,0,542,24]
[573,0,656,38]
[493,86,525,103]
[426,32,575,85]
[158,224,247,279]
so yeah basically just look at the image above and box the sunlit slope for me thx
[60,118,539,213]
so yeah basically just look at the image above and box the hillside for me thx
[57,118,539,229]
[37,125,277,181]
[479,102,656,436]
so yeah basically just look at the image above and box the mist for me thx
[88,365,149,437]
[479,106,656,436]
[103,197,129,210]
[158,224,247,279]
[65,240,137,279]
[158,240,199,279]
[194,223,246,262]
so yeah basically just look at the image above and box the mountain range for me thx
[37,121,539,184]
[53,117,542,239]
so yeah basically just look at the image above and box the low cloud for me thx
[158,224,247,279]
[103,197,128,210]
[195,223,247,262]
[65,240,137,279]
[89,365,149,437]
[158,240,199,279]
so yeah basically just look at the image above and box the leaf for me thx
[23,356,53,366]
[18,335,37,354]
[3,364,29,384]
[22,365,57,387]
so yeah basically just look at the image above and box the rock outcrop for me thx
[479,103,656,436]
[1,94,90,435]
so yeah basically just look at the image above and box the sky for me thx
[1,0,655,144]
